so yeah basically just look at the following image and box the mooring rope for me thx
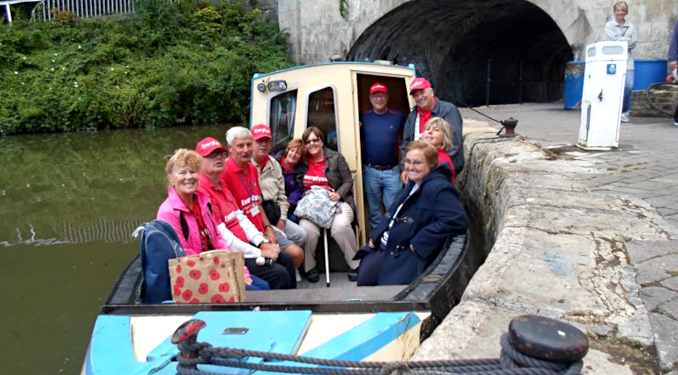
[173,332,582,375]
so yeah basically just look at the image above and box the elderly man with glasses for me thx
[401,77,464,175]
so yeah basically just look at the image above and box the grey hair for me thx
[225,126,252,146]
[423,117,454,151]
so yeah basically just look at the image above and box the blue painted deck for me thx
[86,311,421,375]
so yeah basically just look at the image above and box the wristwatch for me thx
[257,239,270,248]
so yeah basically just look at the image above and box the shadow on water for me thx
[0,124,232,374]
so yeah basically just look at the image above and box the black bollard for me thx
[508,315,589,363]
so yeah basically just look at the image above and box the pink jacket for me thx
[157,187,251,278]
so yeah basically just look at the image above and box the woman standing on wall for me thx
[603,1,638,123]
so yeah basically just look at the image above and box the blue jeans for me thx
[363,165,401,228]
[246,274,270,290]
[623,70,634,113]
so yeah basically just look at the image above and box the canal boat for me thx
[84,61,473,375]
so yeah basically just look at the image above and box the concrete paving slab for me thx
[626,240,678,264]
[662,277,678,292]
[635,254,678,285]
[641,286,678,312]
[648,312,678,370]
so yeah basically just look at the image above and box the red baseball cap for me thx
[369,82,388,95]
[409,77,432,94]
[251,124,272,141]
[195,137,226,157]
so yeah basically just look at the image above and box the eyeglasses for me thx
[404,159,424,167]
[205,151,226,159]
[305,138,321,145]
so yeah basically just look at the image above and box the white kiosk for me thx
[577,41,628,150]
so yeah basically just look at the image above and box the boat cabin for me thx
[249,61,417,245]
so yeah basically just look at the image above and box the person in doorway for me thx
[603,1,638,123]
[195,137,294,290]
[298,126,360,282]
[356,141,468,286]
[251,124,306,280]
[668,19,678,127]
[360,82,405,229]
[156,148,269,290]
[421,117,457,184]
[401,77,464,176]
[221,127,298,288]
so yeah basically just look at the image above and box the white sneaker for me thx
[620,113,629,123]
[295,269,302,283]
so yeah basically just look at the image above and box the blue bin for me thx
[564,61,585,110]
[634,59,667,90]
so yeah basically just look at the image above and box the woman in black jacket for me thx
[356,141,468,286]
[297,127,359,282]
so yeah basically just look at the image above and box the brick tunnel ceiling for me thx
[347,0,574,106]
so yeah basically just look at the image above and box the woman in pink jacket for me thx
[157,149,269,290]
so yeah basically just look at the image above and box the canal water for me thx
[0,124,227,374]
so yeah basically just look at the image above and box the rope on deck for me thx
[173,333,583,375]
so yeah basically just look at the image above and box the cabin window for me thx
[269,90,298,154]
[307,87,338,151]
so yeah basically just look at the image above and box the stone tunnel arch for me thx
[347,0,578,107]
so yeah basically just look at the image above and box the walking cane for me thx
[323,228,330,287]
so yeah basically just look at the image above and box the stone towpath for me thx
[413,103,677,374]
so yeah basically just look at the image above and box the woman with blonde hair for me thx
[421,117,457,183]
[156,148,269,290]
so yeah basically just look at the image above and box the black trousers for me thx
[356,247,387,286]
[245,252,296,289]
[674,105,678,123]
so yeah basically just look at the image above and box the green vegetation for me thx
[0,0,292,134]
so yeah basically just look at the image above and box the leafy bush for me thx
[0,0,293,134]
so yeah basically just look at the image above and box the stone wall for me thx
[278,0,678,64]
[631,84,678,117]
[411,128,675,372]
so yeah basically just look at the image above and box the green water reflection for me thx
[0,124,230,375]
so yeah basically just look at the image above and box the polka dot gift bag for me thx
[168,250,246,303]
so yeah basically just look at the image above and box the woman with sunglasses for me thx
[298,127,359,283]
[356,141,467,286]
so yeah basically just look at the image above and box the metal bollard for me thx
[172,319,207,370]
[498,118,519,137]
[503,314,588,373]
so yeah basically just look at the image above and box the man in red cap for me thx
[195,136,295,290]
[359,82,405,229]
[251,124,306,280]
[401,77,464,173]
